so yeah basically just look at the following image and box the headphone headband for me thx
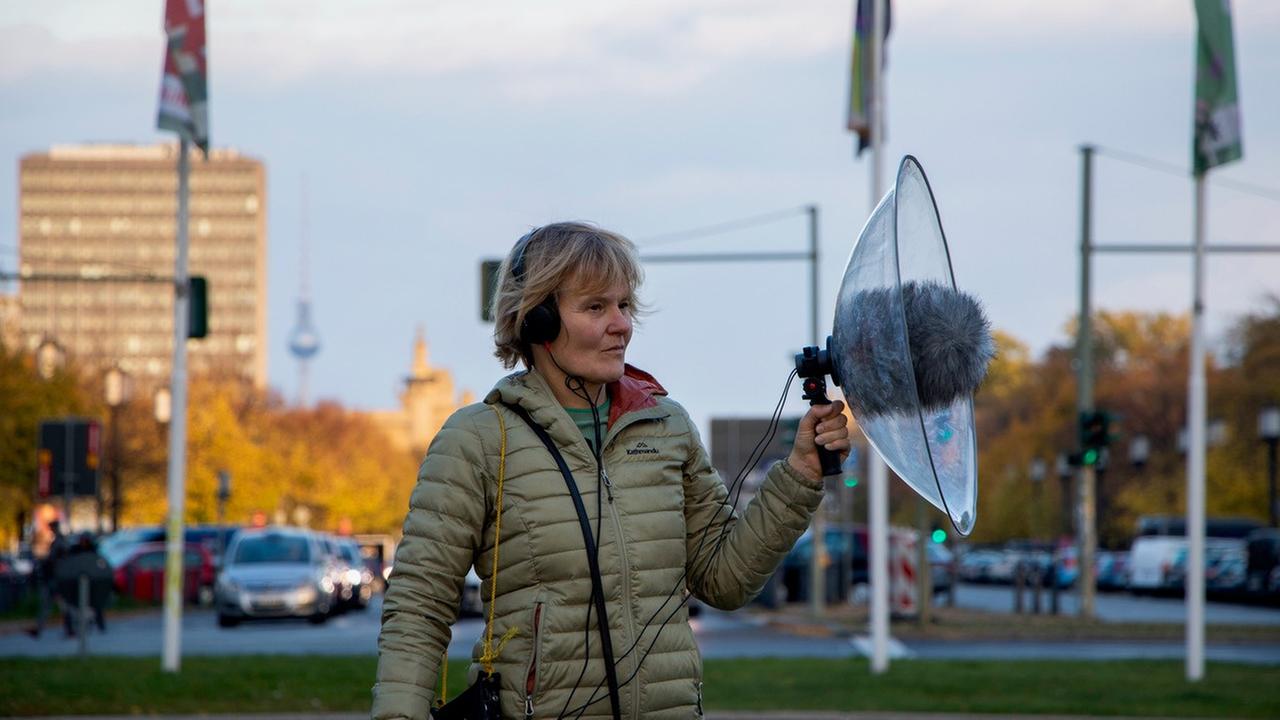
[511,226,560,348]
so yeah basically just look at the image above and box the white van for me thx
[1127,536,1186,593]
[1127,516,1260,594]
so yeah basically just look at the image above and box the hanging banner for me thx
[1192,0,1242,174]
[846,0,892,156]
[157,0,209,153]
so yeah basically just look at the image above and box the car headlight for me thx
[345,568,362,586]
[320,576,335,594]
[295,583,318,603]
[218,578,241,594]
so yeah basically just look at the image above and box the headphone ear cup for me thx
[520,298,561,345]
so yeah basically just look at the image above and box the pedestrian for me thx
[26,512,64,639]
[373,222,849,719]
[55,532,112,636]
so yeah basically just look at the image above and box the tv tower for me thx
[288,178,320,407]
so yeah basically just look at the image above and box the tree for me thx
[0,341,89,546]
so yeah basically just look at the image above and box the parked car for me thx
[779,525,868,604]
[1095,550,1130,591]
[111,542,215,605]
[315,534,353,613]
[1245,529,1280,602]
[215,527,336,627]
[958,548,1003,583]
[335,537,374,610]
[927,543,955,596]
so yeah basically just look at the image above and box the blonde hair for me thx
[492,222,646,369]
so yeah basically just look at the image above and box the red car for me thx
[111,542,215,604]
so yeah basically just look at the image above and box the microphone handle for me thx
[808,396,844,478]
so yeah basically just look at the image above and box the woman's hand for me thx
[786,400,851,484]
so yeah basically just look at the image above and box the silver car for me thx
[215,527,336,627]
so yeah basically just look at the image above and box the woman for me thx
[373,222,849,720]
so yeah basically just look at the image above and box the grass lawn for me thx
[2,656,1277,717]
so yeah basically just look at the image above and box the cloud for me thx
[13,0,1275,100]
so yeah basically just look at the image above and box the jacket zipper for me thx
[696,681,704,717]
[601,468,614,503]
[525,602,543,720]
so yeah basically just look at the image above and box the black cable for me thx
[541,345,615,720]
[563,369,799,719]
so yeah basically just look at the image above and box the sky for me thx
[2,1,1279,436]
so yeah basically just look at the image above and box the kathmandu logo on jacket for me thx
[625,441,660,456]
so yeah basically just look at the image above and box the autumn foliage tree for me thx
[967,302,1279,548]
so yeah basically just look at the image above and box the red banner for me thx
[157,0,209,152]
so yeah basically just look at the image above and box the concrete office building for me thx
[16,143,267,387]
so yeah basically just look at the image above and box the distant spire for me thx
[288,175,320,406]
[412,324,429,378]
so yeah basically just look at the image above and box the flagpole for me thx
[1186,172,1207,682]
[867,0,890,677]
[162,137,191,673]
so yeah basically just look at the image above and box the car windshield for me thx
[102,544,137,568]
[233,535,310,564]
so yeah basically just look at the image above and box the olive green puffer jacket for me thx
[373,366,824,719]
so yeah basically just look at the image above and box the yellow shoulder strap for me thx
[438,405,513,706]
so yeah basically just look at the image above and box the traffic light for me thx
[480,260,502,322]
[188,275,208,339]
[931,528,947,544]
[1078,410,1113,466]
[843,476,858,488]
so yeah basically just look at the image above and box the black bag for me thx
[431,671,503,720]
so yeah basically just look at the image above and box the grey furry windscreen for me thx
[832,280,994,417]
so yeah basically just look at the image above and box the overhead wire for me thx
[633,206,809,248]
[1093,145,1280,203]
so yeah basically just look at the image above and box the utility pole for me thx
[807,204,826,618]
[1076,145,1098,620]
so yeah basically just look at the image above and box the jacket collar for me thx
[485,364,668,463]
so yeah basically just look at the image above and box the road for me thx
[949,582,1280,625]
[3,590,1279,664]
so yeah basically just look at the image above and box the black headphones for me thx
[511,227,561,347]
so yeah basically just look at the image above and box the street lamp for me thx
[1029,458,1046,540]
[1179,420,1227,456]
[1129,434,1150,470]
[154,386,172,425]
[104,366,131,532]
[1259,406,1280,528]
[1056,453,1074,538]
[35,337,65,380]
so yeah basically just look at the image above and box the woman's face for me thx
[547,277,634,385]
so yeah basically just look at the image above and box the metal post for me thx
[808,204,825,618]
[217,470,230,565]
[1076,145,1097,620]
[63,418,75,532]
[916,499,930,625]
[110,405,121,533]
[77,574,89,657]
[1186,174,1208,682]
[867,0,890,676]
[162,139,192,673]
[1268,439,1278,528]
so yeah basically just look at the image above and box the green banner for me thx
[1193,0,1243,174]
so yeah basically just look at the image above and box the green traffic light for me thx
[931,529,946,544]
[1082,448,1099,465]
[843,476,858,488]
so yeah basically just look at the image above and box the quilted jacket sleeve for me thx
[371,408,492,719]
[678,404,825,611]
